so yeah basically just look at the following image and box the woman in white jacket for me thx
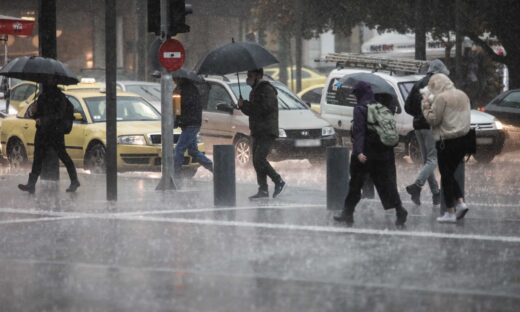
[422,73,470,223]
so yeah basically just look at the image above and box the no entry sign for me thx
[159,38,185,72]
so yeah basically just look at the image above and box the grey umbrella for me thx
[171,68,205,83]
[339,72,399,112]
[0,56,79,85]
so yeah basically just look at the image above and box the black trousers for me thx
[436,136,466,208]
[344,153,402,212]
[252,135,281,192]
[31,128,78,182]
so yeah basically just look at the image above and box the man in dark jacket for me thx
[404,59,449,206]
[173,78,213,177]
[18,77,79,194]
[238,68,286,200]
[334,81,407,227]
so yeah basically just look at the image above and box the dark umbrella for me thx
[194,40,278,97]
[339,72,399,111]
[171,68,205,83]
[0,56,79,85]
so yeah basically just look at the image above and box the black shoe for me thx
[333,211,354,225]
[273,180,286,198]
[432,192,441,206]
[66,180,80,193]
[406,184,421,206]
[18,183,35,194]
[395,207,408,227]
[249,190,269,200]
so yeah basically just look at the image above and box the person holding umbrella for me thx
[238,68,286,200]
[18,76,79,194]
[173,75,213,178]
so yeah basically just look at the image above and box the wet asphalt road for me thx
[0,151,519,311]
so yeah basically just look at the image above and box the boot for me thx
[333,209,354,226]
[249,190,269,200]
[406,184,421,206]
[66,180,80,193]
[395,206,408,227]
[18,173,38,194]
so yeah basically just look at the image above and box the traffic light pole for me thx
[156,0,177,190]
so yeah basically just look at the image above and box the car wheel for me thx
[234,136,252,167]
[7,139,28,169]
[408,136,422,164]
[473,152,495,164]
[85,143,106,173]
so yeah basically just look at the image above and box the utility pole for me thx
[106,0,118,200]
[414,0,427,60]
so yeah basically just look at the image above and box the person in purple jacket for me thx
[334,81,408,227]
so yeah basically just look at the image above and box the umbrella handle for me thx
[236,72,242,99]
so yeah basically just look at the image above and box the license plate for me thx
[476,137,493,145]
[295,139,321,147]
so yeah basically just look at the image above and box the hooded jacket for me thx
[351,81,394,160]
[422,73,471,140]
[405,59,450,130]
[241,80,279,138]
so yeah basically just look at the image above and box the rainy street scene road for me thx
[2,0,520,311]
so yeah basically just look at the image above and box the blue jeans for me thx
[414,129,440,194]
[174,126,213,173]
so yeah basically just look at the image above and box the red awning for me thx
[0,15,34,36]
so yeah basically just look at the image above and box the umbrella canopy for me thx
[338,72,399,110]
[0,56,79,85]
[0,15,34,36]
[195,41,278,75]
[171,68,205,83]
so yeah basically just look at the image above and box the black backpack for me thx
[61,96,75,134]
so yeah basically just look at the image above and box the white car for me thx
[320,68,505,163]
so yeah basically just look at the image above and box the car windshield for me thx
[85,96,161,122]
[229,82,308,110]
[398,81,417,101]
[125,84,161,102]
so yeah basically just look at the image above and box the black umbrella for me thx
[0,56,79,85]
[171,68,205,83]
[194,40,278,98]
[338,72,399,111]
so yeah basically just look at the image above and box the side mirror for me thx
[73,112,84,121]
[216,102,234,114]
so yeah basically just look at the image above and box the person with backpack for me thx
[422,73,471,223]
[334,81,407,227]
[18,76,80,194]
[404,59,449,207]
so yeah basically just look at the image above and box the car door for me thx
[200,82,236,152]
[64,95,88,163]
[321,77,356,143]
[490,91,520,127]
[21,102,37,158]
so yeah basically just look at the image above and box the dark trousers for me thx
[252,135,281,192]
[31,129,78,182]
[436,136,466,208]
[344,153,402,212]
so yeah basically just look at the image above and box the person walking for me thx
[173,78,213,177]
[18,77,80,194]
[404,59,450,206]
[422,73,471,223]
[238,68,286,200]
[334,81,407,227]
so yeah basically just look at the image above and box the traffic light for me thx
[147,0,192,36]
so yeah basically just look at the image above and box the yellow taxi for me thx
[0,89,203,175]
[297,84,324,114]
[264,66,326,92]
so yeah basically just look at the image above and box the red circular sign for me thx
[158,38,185,72]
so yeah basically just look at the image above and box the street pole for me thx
[156,0,176,190]
[106,0,117,201]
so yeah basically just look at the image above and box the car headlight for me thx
[279,128,287,138]
[117,135,147,145]
[495,120,504,130]
[322,126,335,136]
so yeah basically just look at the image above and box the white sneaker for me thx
[437,212,456,223]
[456,202,469,220]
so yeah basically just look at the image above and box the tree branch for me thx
[464,32,506,64]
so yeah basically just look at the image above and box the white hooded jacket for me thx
[422,73,471,141]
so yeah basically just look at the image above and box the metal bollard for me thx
[440,161,465,215]
[214,145,236,207]
[327,146,349,210]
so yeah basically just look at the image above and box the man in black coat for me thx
[404,59,449,206]
[334,81,407,227]
[18,77,79,194]
[238,68,286,200]
[173,78,213,177]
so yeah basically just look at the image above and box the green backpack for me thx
[366,102,399,147]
